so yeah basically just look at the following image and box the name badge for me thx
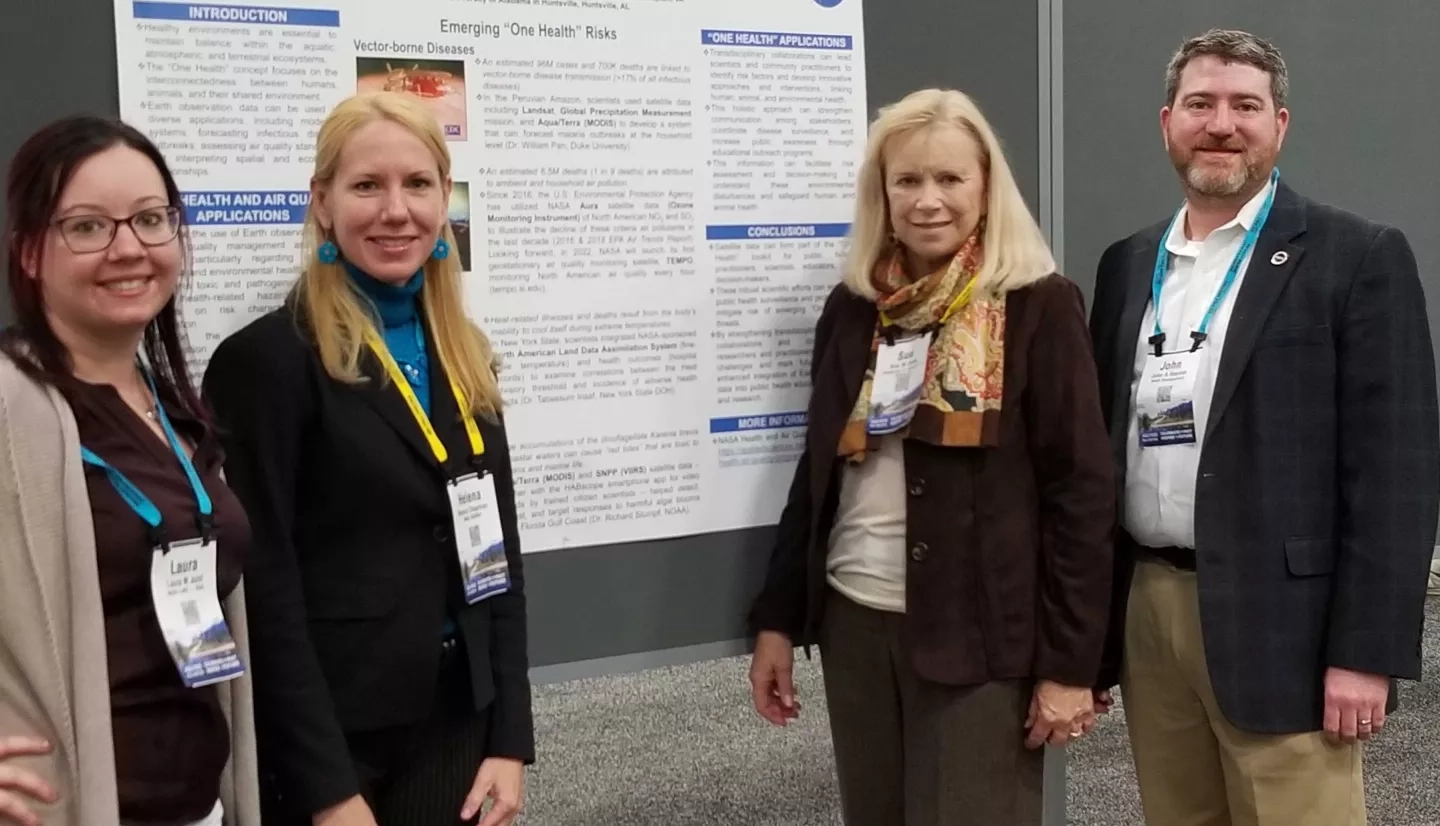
[149,539,245,688]
[1136,351,1201,447]
[448,473,512,604]
[867,333,930,435]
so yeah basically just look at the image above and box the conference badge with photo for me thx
[449,473,512,604]
[149,539,245,688]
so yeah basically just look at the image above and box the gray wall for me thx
[0,0,1042,673]
[0,0,122,326]
[864,2,1040,208]
[1063,2,1440,313]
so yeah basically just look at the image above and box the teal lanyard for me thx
[1149,168,1279,356]
[79,368,213,549]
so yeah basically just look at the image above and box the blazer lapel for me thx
[355,347,445,470]
[807,295,875,494]
[1204,182,1308,441]
[838,297,878,410]
[1110,234,1163,451]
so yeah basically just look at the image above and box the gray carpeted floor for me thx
[517,599,1440,825]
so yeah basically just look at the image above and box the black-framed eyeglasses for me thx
[52,205,182,254]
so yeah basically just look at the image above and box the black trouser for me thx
[263,641,492,826]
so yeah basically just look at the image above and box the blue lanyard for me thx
[1149,168,1279,356]
[79,369,214,548]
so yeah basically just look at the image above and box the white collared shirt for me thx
[1123,180,1275,549]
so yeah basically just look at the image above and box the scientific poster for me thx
[114,0,868,552]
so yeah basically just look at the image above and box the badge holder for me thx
[148,515,245,689]
[1150,330,1208,357]
[1136,349,1200,447]
[867,324,931,435]
[447,466,512,604]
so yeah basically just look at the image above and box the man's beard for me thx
[1176,147,1262,198]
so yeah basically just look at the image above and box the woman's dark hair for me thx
[0,114,207,423]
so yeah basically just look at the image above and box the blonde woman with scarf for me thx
[746,88,1115,825]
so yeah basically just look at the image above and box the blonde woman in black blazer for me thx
[203,92,532,826]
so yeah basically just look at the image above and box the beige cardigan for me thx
[0,356,260,826]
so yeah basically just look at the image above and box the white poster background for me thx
[114,0,867,551]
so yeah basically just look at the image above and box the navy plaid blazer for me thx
[1088,181,1440,734]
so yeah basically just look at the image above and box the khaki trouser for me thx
[1122,560,1365,826]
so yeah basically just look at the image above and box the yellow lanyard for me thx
[366,332,484,465]
[879,277,977,329]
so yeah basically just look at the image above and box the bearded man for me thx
[1086,28,1439,826]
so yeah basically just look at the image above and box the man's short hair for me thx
[1165,29,1289,109]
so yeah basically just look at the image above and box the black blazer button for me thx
[433,525,450,543]
[910,542,928,562]
[908,477,925,497]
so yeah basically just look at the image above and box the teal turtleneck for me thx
[345,260,432,415]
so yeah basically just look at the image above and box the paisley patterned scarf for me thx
[837,231,1007,462]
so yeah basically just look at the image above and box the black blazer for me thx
[202,305,534,815]
[1089,181,1440,734]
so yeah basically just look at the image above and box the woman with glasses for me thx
[0,115,260,826]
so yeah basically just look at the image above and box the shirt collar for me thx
[1164,176,1275,255]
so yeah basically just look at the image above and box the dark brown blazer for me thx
[748,273,1116,688]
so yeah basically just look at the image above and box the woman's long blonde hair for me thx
[842,88,1056,299]
[296,92,502,419]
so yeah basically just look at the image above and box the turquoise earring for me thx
[432,238,450,261]
[318,240,339,264]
